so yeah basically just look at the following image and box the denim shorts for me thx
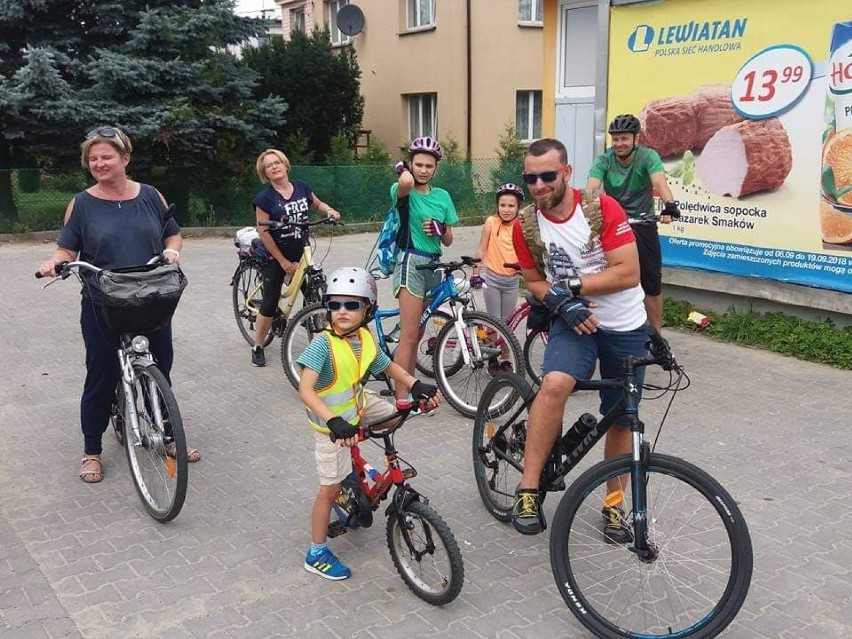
[393,250,441,299]
[542,318,652,426]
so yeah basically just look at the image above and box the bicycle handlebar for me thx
[414,255,480,272]
[258,218,340,231]
[35,255,165,279]
[637,331,679,372]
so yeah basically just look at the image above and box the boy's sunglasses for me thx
[521,170,560,185]
[327,300,366,311]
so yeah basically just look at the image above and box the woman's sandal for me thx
[165,442,201,463]
[79,456,104,483]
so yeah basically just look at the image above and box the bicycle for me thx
[37,259,189,522]
[230,217,337,346]
[327,399,464,605]
[280,256,523,417]
[472,332,752,638]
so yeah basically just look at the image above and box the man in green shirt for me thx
[587,114,680,332]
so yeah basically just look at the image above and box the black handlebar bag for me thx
[97,263,188,335]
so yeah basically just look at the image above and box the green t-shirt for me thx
[390,182,459,255]
[588,146,663,219]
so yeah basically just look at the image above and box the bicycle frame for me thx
[242,244,317,319]
[489,356,658,556]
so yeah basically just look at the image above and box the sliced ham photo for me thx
[692,84,745,148]
[696,118,793,198]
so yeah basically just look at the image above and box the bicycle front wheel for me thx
[232,261,273,347]
[386,500,464,606]
[550,453,753,639]
[472,373,532,521]
[433,310,523,417]
[280,303,329,389]
[124,363,188,522]
[523,329,548,386]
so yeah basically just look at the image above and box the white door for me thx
[555,1,598,187]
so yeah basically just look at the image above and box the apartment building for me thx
[275,0,544,158]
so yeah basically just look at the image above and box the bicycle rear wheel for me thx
[124,363,188,522]
[472,373,531,521]
[550,453,752,639]
[232,261,273,347]
[280,303,329,389]
[415,311,460,378]
[110,382,126,445]
[386,500,464,606]
[523,329,548,386]
[433,310,523,417]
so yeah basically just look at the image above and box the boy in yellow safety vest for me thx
[297,266,442,580]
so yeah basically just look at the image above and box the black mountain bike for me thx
[472,332,752,639]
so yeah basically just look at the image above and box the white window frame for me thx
[328,0,351,45]
[518,0,543,25]
[516,90,542,142]
[407,0,436,31]
[407,93,437,139]
[291,7,306,33]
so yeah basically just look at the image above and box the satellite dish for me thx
[336,4,365,37]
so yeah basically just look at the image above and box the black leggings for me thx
[259,259,307,317]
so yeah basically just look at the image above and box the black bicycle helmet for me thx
[608,114,641,135]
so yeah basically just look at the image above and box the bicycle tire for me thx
[232,261,273,347]
[386,500,464,606]
[110,382,126,445]
[414,310,459,378]
[280,303,329,390]
[550,453,753,639]
[522,329,548,386]
[432,310,523,417]
[124,363,188,522]
[472,373,531,521]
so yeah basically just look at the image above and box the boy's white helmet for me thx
[324,267,378,305]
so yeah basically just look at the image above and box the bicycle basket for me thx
[97,263,188,334]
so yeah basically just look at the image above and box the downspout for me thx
[466,0,472,160]
[594,0,612,155]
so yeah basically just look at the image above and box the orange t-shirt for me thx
[483,215,519,277]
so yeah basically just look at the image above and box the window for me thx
[291,7,305,33]
[407,0,435,30]
[407,93,437,139]
[518,0,543,23]
[328,0,351,45]
[516,90,542,142]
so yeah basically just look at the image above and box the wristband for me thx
[568,277,582,296]
[163,248,180,260]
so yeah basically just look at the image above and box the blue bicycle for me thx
[280,256,522,418]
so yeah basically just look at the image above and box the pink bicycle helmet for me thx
[408,136,443,161]
[496,183,524,203]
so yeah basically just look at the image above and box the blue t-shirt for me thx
[57,183,180,301]
[297,330,391,389]
[252,180,314,262]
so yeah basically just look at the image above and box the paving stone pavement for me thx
[1,227,850,638]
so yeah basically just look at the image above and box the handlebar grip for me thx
[35,271,45,279]
[36,261,69,278]
[415,263,438,271]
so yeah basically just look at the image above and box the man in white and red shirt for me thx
[509,138,650,537]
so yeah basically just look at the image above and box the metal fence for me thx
[0,158,524,233]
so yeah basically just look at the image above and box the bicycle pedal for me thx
[547,477,566,492]
[402,468,417,480]
[379,389,394,397]
[327,521,348,538]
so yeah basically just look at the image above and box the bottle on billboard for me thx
[821,20,852,245]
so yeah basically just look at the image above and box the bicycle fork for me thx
[449,302,483,367]
[117,346,167,451]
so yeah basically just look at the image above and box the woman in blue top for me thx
[250,149,341,367]
[37,126,201,483]
[391,136,459,404]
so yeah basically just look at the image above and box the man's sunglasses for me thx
[326,300,366,311]
[521,170,560,185]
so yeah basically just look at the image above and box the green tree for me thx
[242,29,364,160]
[491,123,526,190]
[0,0,285,225]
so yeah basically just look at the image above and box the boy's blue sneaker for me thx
[304,547,351,580]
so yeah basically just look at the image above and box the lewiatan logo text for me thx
[628,18,748,53]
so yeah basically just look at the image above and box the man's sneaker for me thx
[602,505,633,544]
[304,547,351,580]
[251,346,266,367]
[511,488,544,535]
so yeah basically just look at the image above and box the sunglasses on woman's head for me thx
[327,300,366,311]
[85,127,120,140]
[521,170,560,185]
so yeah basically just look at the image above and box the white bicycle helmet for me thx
[324,266,378,324]
[409,136,443,161]
[496,183,524,202]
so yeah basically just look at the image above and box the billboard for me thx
[609,0,852,293]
